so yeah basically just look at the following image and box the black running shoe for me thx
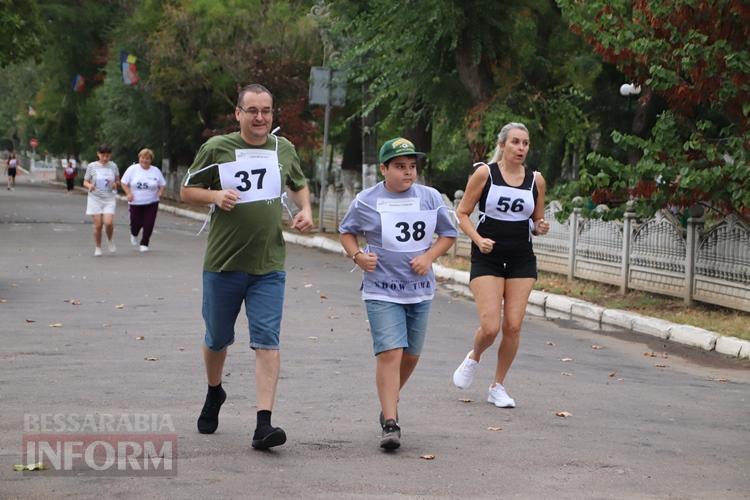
[197,387,226,434]
[252,426,287,450]
[380,419,401,450]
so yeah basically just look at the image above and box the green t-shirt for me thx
[184,132,307,274]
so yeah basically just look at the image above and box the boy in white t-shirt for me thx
[120,148,166,252]
[339,138,457,450]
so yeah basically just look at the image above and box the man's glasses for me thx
[237,106,273,117]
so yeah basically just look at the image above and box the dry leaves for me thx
[654,363,668,368]
[420,454,435,460]
[319,294,328,300]
[13,463,46,471]
[25,319,36,323]
[546,341,555,346]
[64,299,81,305]
[560,357,573,362]
[308,336,318,341]
[487,426,503,431]
[556,411,573,418]
[561,372,572,377]
[0,299,7,303]
[591,345,604,350]
[643,351,669,359]
[303,283,313,288]
[608,372,617,378]
[135,336,145,341]
[49,323,63,328]
[115,304,125,309]
[458,398,473,403]
[144,356,158,361]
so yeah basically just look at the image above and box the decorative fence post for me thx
[621,202,636,294]
[453,190,464,258]
[684,205,705,305]
[567,207,580,281]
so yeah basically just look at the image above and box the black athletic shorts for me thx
[470,243,537,281]
[7,168,16,178]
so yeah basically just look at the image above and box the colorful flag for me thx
[71,74,86,93]
[120,51,139,86]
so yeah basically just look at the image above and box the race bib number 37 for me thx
[218,156,281,204]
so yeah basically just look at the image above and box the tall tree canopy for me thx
[558,0,750,220]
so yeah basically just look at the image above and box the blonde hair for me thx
[138,148,154,160]
[488,122,529,163]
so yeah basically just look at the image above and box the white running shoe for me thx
[488,383,516,408]
[130,234,138,246]
[452,351,478,389]
[107,240,116,253]
[94,247,103,257]
[139,245,149,253]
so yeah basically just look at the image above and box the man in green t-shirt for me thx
[181,83,313,449]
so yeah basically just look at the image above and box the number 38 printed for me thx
[395,221,426,242]
[234,168,266,192]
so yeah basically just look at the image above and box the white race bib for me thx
[218,148,281,204]
[95,173,114,191]
[376,197,420,213]
[380,209,438,252]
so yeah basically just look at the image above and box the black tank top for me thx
[476,162,537,246]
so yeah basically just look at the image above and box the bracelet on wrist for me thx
[351,250,364,262]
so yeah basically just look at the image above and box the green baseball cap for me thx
[378,137,425,164]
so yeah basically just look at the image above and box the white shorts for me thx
[86,195,116,215]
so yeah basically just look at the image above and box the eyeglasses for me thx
[237,106,273,117]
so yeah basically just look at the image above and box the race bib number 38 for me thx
[380,210,437,252]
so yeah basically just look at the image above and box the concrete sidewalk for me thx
[1,178,749,499]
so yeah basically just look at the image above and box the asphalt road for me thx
[1,179,749,499]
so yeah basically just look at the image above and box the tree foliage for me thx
[558,0,750,220]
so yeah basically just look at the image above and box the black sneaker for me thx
[197,387,226,434]
[379,411,399,428]
[380,419,401,450]
[252,426,287,450]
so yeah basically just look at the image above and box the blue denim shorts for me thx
[202,270,286,351]
[364,300,432,356]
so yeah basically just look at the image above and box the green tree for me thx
[0,0,45,67]
[557,0,750,220]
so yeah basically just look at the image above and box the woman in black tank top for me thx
[451,122,550,408]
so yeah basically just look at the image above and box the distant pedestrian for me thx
[83,144,119,257]
[63,157,77,193]
[6,152,18,191]
[452,122,549,408]
[339,137,457,450]
[120,148,166,253]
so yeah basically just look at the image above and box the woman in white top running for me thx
[83,144,120,257]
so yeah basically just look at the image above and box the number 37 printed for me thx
[234,168,266,192]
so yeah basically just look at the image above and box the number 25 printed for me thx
[234,168,266,192]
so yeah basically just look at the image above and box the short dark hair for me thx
[237,83,274,107]
[97,143,112,153]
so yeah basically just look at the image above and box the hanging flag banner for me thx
[72,74,86,93]
[120,51,139,86]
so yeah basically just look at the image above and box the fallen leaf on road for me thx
[49,323,63,328]
[561,372,572,377]
[115,304,125,309]
[25,319,36,323]
[224,372,231,377]
[556,411,572,418]
[135,336,145,340]
[102,323,110,327]
[70,299,81,305]
[708,377,728,383]
[304,284,313,288]
[546,341,555,346]
[591,345,604,350]
[144,357,158,361]
[178,347,185,351]
[420,454,435,460]
[487,426,503,431]
[608,372,616,378]
[13,463,46,471]
[328,315,339,319]
[458,398,473,403]
[0,299,7,303]
[308,336,318,341]
[643,351,656,357]
[654,363,668,368]
[560,357,573,362]
[320,294,328,300]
